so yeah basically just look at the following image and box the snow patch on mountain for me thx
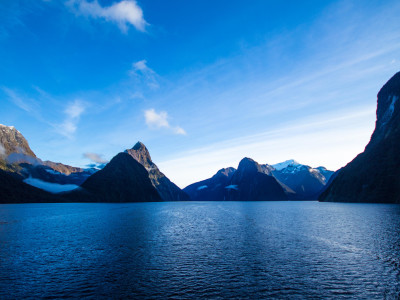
[225,184,238,190]
[197,185,208,190]
[272,159,300,171]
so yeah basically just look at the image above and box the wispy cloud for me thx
[130,60,159,89]
[2,87,38,113]
[67,0,147,32]
[83,152,108,164]
[144,108,186,135]
[56,100,86,139]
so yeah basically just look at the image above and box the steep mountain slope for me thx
[319,72,400,203]
[271,161,333,200]
[126,142,189,201]
[0,125,95,193]
[227,158,288,201]
[77,152,162,202]
[0,169,58,203]
[184,167,236,201]
[0,124,36,158]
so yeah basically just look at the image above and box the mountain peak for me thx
[132,141,147,151]
[0,124,36,159]
[0,124,15,130]
[237,157,263,174]
[272,159,300,171]
[126,141,152,167]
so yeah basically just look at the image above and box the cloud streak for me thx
[130,60,159,89]
[56,100,86,139]
[144,108,186,135]
[83,152,108,164]
[67,0,147,32]
[2,87,38,113]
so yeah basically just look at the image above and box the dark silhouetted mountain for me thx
[320,72,400,203]
[126,142,189,201]
[184,167,236,201]
[76,152,162,202]
[0,169,58,203]
[227,158,287,201]
[271,160,334,200]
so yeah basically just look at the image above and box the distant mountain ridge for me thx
[320,71,400,203]
[271,160,333,200]
[0,127,189,202]
[184,159,333,201]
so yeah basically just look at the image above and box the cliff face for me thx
[0,124,38,165]
[320,72,400,203]
[126,142,189,202]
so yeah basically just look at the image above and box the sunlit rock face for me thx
[320,72,400,203]
[125,142,189,202]
[0,124,37,163]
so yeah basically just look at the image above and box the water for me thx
[0,201,399,299]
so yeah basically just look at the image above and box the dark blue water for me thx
[0,202,399,299]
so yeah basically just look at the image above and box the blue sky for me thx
[1,0,399,187]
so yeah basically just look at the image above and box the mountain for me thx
[0,124,38,164]
[227,158,288,201]
[73,142,189,202]
[185,158,287,201]
[75,152,162,202]
[183,167,236,201]
[125,142,189,201]
[272,159,300,171]
[319,72,400,203]
[271,160,334,200]
[0,169,58,203]
[0,124,95,194]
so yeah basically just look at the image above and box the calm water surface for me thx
[0,201,399,299]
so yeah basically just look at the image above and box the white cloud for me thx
[130,59,159,89]
[144,108,186,135]
[83,152,108,164]
[23,177,79,193]
[67,0,147,32]
[174,126,186,135]
[144,108,169,128]
[57,100,86,139]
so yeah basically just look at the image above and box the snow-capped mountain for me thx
[271,160,333,200]
[271,159,301,171]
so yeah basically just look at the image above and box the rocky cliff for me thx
[319,72,400,203]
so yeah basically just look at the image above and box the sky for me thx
[0,0,399,188]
